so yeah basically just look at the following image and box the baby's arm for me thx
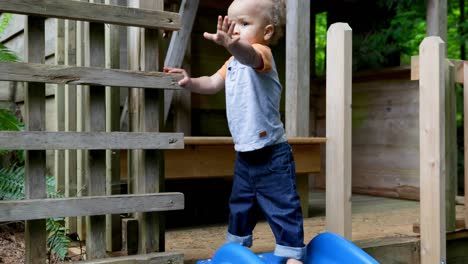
[163,67,225,95]
[203,16,262,69]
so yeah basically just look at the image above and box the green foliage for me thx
[0,166,71,261]
[0,14,19,62]
[315,12,327,76]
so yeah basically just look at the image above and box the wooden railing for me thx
[0,0,185,263]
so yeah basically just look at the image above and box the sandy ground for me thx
[1,192,465,264]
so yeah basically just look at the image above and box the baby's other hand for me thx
[203,16,240,48]
[163,66,192,88]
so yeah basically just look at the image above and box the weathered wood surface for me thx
[0,0,181,30]
[0,61,183,89]
[164,0,199,124]
[445,62,456,232]
[24,15,47,264]
[0,131,183,149]
[419,36,446,264]
[325,23,352,239]
[465,61,468,229]
[0,193,184,222]
[183,136,326,145]
[76,251,184,264]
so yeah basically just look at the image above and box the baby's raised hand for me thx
[203,16,240,48]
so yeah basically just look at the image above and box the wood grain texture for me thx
[0,61,183,89]
[419,36,446,264]
[0,193,184,222]
[78,252,184,264]
[464,62,468,231]
[325,22,352,239]
[0,131,183,150]
[411,56,464,84]
[0,0,180,30]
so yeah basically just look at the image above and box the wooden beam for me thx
[139,0,165,253]
[419,36,446,264]
[0,0,180,30]
[0,132,183,150]
[325,22,352,239]
[164,0,199,129]
[286,0,310,136]
[183,136,326,145]
[24,15,47,264]
[0,193,184,222]
[0,61,183,89]
[104,0,123,253]
[411,56,465,84]
[78,252,183,264]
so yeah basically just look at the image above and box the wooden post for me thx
[76,0,89,242]
[105,0,122,252]
[464,62,468,230]
[65,18,78,234]
[24,15,47,264]
[164,0,199,134]
[426,0,447,42]
[137,0,165,253]
[445,61,456,232]
[419,36,446,264]
[325,23,352,239]
[85,0,107,259]
[55,19,66,194]
[286,0,310,217]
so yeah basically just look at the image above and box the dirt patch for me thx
[0,224,25,264]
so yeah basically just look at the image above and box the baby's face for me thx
[227,0,273,45]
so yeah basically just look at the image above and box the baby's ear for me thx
[263,24,274,42]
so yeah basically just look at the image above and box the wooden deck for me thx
[165,190,466,263]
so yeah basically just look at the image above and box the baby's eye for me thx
[241,22,249,27]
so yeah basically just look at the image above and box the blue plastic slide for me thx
[197,232,379,264]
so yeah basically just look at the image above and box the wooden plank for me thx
[164,143,320,179]
[122,218,138,255]
[0,193,184,222]
[105,0,122,253]
[411,56,465,83]
[77,251,183,264]
[183,136,326,145]
[55,18,66,194]
[64,18,78,234]
[24,15,47,264]
[419,36,446,264]
[285,0,310,136]
[163,0,199,129]
[465,62,468,229]
[0,0,180,31]
[0,61,183,89]
[325,23,352,239]
[0,132,183,150]
[445,61,456,232]
[139,0,165,253]
[85,4,107,258]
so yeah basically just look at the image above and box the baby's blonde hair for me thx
[267,0,286,44]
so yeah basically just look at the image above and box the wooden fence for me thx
[0,0,186,263]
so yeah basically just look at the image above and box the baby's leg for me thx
[286,259,303,264]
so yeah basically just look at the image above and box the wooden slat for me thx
[139,0,165,253]
[445,61,456,232]
[325,22,352,239]
[0,193,184,222]
[164,0,199,127]
[183,136,326,145]
[78,252,183,264]
[0,0,180,30]
[419,36,446,264]
[286,0,310,137]
[104,0,122,253]
[24,15,47,264]
[0,131,183,150]
[0,61,183,89]
[411,56,465,84]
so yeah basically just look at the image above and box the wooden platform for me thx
[165,190,467,263]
